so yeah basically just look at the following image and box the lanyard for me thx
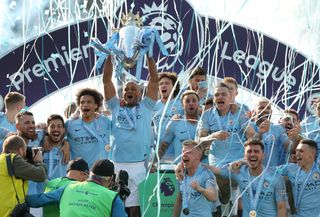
[247,167,266,212]
[82,119,107,145]
[293,164,315,211]
[213,109,231,131]
[124,106,137,129]
[182,166,203,210]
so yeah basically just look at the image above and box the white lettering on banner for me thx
[220,41,296,89]
[8,44,91,91]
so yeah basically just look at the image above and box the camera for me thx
[110,170,131,201]
[11,203,35,217]
[25,147,42,164]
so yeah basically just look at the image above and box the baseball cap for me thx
[67,158,89,174]
[91,159,114,177]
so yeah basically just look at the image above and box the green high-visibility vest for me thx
[43,177,76,217]
[60,181,118,217]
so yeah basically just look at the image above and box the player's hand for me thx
[211,131,229,140]
[42,136,52,152]
[174,162,184,181]
[258,120,270,134]
[60,140,70,164]
[191,180,201,191]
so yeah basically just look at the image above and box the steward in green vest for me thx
[43,158,89,217]
[26,159,128,217]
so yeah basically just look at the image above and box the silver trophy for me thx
[117,12,143,69]
[91,11,168,81]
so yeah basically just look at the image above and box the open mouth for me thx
[216,101,225,106]
[161,89,167,94]
[52,132,61,137]
[182,158,189,164]
[248,157,258,163]
[189,107,195,112]
[127,95,133,99]
[82,108,90,113]
[285,125,293,130]
[296,157,302,163]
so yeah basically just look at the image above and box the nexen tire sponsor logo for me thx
[8,44,91,91]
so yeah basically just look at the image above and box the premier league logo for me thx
[160,177,175,196]
[141,2,182,71]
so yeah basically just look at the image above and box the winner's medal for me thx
[105,144,111,152]
[247,168,266,217]
[182,208,190,215]
[249,210,257,217]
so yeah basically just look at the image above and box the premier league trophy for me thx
[91,11,168,87]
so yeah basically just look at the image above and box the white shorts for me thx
[114,162,146,207]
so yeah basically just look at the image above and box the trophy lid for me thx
[121,11,143,27]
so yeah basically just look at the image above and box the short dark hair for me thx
[47,114,65,128]
[283,109,299,121]
[75,88,103,108]
[181,90,200,102]
[15,111,33,123]
[300,139,317,152]
[244,140,264,152]
[189,67,206,80]
[4,92,25,109]
[3,135,26,153]
[159,72,180,98]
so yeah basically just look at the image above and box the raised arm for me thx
[277,201,287,217]
[103,56,116,101]
[191,180,217,202]
[145,57,158,100]
[173,192,182,217]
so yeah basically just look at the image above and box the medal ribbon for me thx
[247,167,266,212]
[293,163,316,211]
[182,166,203,211]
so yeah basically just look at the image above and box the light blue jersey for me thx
[164,118,198,163]
[107,96,156,163]
[153,98,184,141]
[221,165,287,217]
[153,99,183,160]
[27,130,47,195]
[0,112,16,151]
[278,162,320,217]
[200,108,250,166]
[43,146,67,180]
[251,123,287,166]
[301,115,320,154]
[66,115,110,167]
[179,165,217,217]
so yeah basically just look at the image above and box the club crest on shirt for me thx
[263,181,269,188]
[313,172,320,180]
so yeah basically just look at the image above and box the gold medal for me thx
[105,144,111,152]
[249,210,257,217]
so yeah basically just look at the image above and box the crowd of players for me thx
[0,55,320,217]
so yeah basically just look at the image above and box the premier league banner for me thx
[0,0,319,115]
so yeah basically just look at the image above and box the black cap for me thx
[91,159,114,177]
[67,158,89,174]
